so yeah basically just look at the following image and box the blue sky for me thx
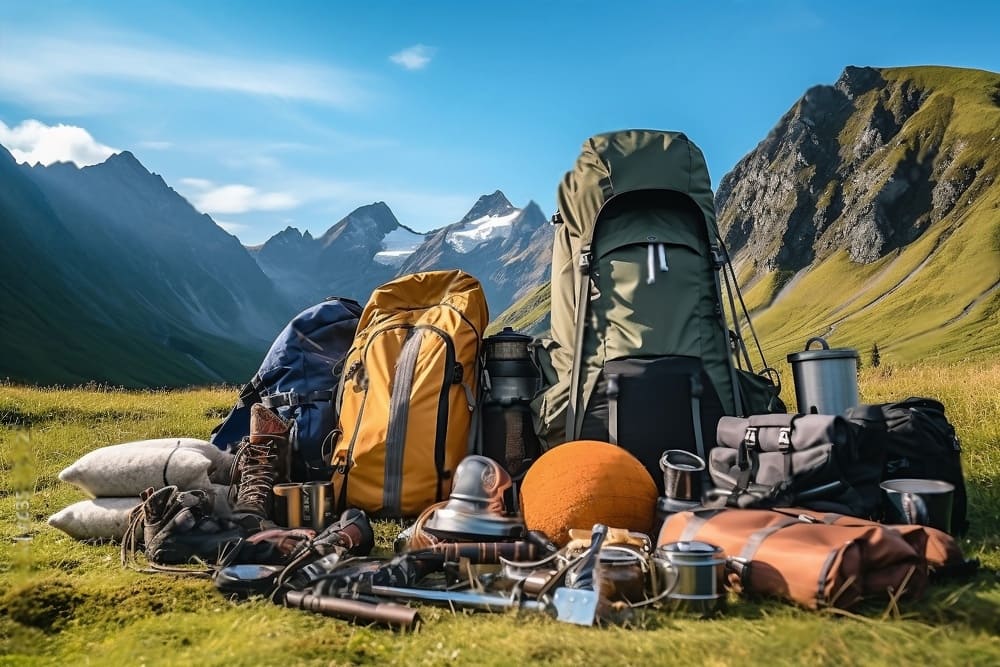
[1,1,999,244]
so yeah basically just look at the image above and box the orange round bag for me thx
[519,440,657,546]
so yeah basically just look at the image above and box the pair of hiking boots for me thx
[126,404,299,568]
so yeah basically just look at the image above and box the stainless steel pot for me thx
[653,540,726,616]
[787,337,859,415]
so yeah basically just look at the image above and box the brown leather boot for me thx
[230,404,291,530]
[250,403,293,485]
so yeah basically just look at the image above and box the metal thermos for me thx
[481,327,541,484]
[303,481,334,531]
[787,337,859,415]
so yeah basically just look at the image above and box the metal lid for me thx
[485,326,532,345]
[485,327,533,361]
[786,336,859,363]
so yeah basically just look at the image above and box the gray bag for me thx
[709,413,883,518]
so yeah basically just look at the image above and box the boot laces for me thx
[233,438,278,512]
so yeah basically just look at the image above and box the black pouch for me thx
[580,356,725,494]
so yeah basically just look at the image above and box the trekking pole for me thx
[284,590,420,630]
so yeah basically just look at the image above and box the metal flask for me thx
[787,337,859,415]
[481,327,542,482]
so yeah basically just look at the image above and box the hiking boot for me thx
[228,404,293,531]
[251,403,293,484]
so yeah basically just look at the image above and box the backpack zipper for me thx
[645,243,669,284]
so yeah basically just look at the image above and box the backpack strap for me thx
[689,374,710,488]
[262,390,334,409]
[711,246,744,416]
[383,329,425,517]
[606,374,620,445]
[566,245,593,440]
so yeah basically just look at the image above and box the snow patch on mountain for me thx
[446,210,521,253]
[374,226,425,266]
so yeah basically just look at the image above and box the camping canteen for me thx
[653,540,726,616]
[881,478,955,534]
[787,337,859,415]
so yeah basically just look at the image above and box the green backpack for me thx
[533,130,778,492]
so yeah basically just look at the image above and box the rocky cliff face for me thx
[716,66,994,274]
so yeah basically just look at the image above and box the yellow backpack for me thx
[332,270,488,517]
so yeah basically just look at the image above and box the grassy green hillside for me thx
[736,66,1000,366]
[2,365,999,664]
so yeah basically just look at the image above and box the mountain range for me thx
[2,64,998,386]
[248,190,550,313]
[0,147,552,386]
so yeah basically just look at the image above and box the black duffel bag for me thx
[844,397,968,535]
[708,413,884,518]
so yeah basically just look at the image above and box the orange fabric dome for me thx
[519,440,658,546]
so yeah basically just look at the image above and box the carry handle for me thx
[805,337,830,351]
[902,493,930,526]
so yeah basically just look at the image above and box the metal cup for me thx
[303,481,334,531]
[272,483,304,528]
[881,478,954,534]
[659,450,706,502]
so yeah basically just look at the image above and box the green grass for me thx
[2,368,1000,666]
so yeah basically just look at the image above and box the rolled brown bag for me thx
[284,590,420,630]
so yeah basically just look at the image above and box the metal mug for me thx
[653,540,726,616]
[659,450,706,502]
[272,482,304,528]
[881,478,954,534]
[303,481,334,531]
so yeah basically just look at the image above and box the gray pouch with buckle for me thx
[709,414,883,518]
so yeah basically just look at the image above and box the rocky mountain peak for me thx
[459,190,515,223]
[714,65,989,275]
[834,66,884,100]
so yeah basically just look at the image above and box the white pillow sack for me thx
[47,497,140,541]
[47,484,233,541]
[59,439,221,497]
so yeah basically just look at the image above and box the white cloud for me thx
[0,119,118,166]
[180,178,299,214]
[179,177,214,189]
[213,220,250,235]
[390,44,435,71]
[0,31,372,113]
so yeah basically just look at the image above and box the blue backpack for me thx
[210,297,363,480]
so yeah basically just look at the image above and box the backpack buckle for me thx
[710,246,726,270]
[777,428,792,453]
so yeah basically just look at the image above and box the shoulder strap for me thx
[382,329,424,517]
[566,245,593,440]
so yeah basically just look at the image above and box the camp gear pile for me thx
[44,128,979,633]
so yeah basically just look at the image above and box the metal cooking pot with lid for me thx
[787,337,859,415]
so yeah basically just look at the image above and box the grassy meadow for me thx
[1,363,999,666]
